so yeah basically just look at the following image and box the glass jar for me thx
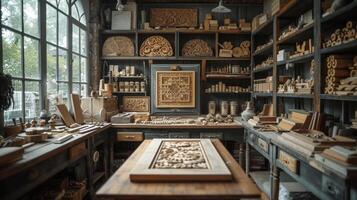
[208,101,216,115]
[221,101,229,116]
[230,101,238,116]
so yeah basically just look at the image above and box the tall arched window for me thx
[1,0,88,123]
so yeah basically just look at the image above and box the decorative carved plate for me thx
[182,39,213,57]
[123,96,150,112]
[140,36,173,57]
[150,8,198,28]
[102,36,135,57]
[156,71,195,108]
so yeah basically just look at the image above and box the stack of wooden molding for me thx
[324,55,357,95]
[323,21,357,48]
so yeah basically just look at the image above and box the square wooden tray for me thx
[129,139,232,182]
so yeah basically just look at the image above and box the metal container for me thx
[208,101,216,115]
[221,101,229,116]
[230,101,238,116]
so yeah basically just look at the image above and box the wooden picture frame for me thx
[155,71,195,108]
[150,8,198,28]
[130,139,232,182]
[123,96,150,112]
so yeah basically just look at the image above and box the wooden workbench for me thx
[96,139,261,200]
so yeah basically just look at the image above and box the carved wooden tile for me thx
[155,71,195,108]
[123,96,150,112]
[150,8,198,28]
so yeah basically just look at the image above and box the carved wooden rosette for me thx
[156,71,195,108]
[123,96,150,112]
[102,36,135,56]
[232,40,251,58]
[182,39,213,57]
[139,36,174,57]
[150,8,198,28]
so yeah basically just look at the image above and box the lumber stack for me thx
[323,21,357,48]
[324,55,357,95]
[254,76,273,93]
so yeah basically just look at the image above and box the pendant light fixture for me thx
[212,0,231,13]
[116,0,125,11]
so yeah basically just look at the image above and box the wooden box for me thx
[130,139,232,182]
[81,96,118,121]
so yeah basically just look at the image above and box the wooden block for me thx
[278,118,298,131]
[56,104,75,127]
[69,142,86,161]
[24,133,48,143]
[0,147,24,167]
[117,132,144,142]
[278,150,299,174]
[71,94,84,124]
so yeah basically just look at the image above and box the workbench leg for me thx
[271,166,280,200]
[86,138,94,198]
[239,143,244,167]
[245,142,250,174]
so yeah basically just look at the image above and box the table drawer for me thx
[322,175,344,200]
[169,132,190,138]
[200,132,223,139]
[68,142,87,161]
[117,132,144,142]
[278,150,299,174]
[257,138,269,153]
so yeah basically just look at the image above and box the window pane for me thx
[4,80,22,123]
[24,0,39,37]
[71,3,79,21]
[58,49,68,81]
[73,83,80,95]
[46,4,57,44]
[80,13,86,25]
[80,84,87,97]
[24,37,40,79]
[58,12,68,48]
[47,80,58,115]
[1,0,22,31]
[73,54,80,82]
[80,29,87,56]
[58,82,69,105]
[47,44,57,81]
[2,29,22,77]
[25,81,40,119]
[80,56,87,82]
[58,0,68,14]
[47,0,57,7]
[72,24,79,53]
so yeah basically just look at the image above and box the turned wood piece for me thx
[182,39,213,57]
[139,36,173,57]
[102,36,135,57]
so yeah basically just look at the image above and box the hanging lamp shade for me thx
[212,0,231,13]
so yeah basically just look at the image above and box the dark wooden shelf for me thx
[253,65,273,73]
[252,92,273,97]
[252,18,274,36]
[206,92,251,95]
[253,43,273,57]
[321,1,357,23]
[101,56,251,61]
[320,94,357,101]
[320,40,357,54]
[277,23,314,45]
[277,0,313,18]
[277,53,314,66]
[101,29,251,35]
[205,74,251,79]
[104,76,145,79]
[277,93,314,99]
[113,92,146,94]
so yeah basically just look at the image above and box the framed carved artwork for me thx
[130,139,232,182]
[123,96,150,112]
[155,71,195,108]
[150,8,198,28]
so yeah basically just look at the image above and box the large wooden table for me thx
[96,139,261,200]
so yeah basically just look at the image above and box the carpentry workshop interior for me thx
[2,0,357,199]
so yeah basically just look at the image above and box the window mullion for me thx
[21,0,26,120]
[40,0,47,111]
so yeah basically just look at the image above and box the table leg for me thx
[245,142,250,174]
[271,166,280,200]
